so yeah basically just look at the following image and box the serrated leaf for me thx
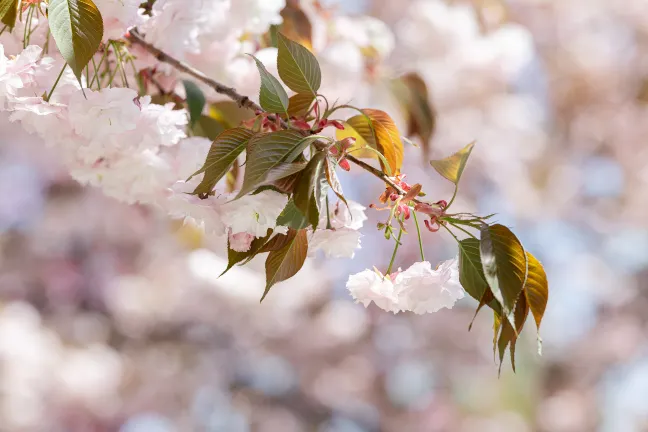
[250,55,289,115]
[221,230,273,277]
[325,156,348,208]
[188,128,255,196]
[277,33,321,96]
[276,199,309,230]
[0,0,19,28]
[480,224,528,320]
[525,252,548,354]
[392,73,436,160]
[263,229,308,301]
[293,151,326,228]
[430,141,475,185]
[288,93,315,117]
[183,80,206,127]
[238,130,317,197]
[48,0,104,79]
[343,109,404,175]
[279,2,313,50]
[497,294,529,374]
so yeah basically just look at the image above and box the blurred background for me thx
[2,0,648,430]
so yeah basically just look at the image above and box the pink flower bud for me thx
[330,120,345,130]
[339,159,351,171]
[339,137,356,150]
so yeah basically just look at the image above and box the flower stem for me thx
[386,223,404,275]
[445,185,458,210]
[441,223,461,244]
[412,211,425,261]
[45,63,68,102]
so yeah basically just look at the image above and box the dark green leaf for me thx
[183,80,206,127]
[48,0,104,79]
[263,229,308,301]
[188,127,254,196]
[480,224,528,320]
[293,151,326,228]
[276,199,309,230]
[0,0,19,28]
[250,55,289,115]
[429,141,475,185]
[277,33,321,96]
[238,130,317,197]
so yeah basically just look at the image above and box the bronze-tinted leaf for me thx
[496,294,529,374]
[480,224,528,319]
[343,109,404,175]
[263,229,308,300]
[287,93,315,117]
[392,73,436,160]
[0,0,19,28]
[429,141,475,185]
[278,0,313,50]
[525,251,548,354]
[221,230,273,276]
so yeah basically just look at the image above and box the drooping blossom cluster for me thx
[347,258,464,314]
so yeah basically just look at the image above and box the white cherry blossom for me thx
[346,268,402,313]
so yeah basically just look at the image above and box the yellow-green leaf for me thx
[525,251,548,354]
[48,0,104,79]
[429,141,475,185]
[188,127,254,197]
[250,54,289,115]
[480,224,528,320]
[0,0,19,28]
[277,33,321,96]
[343,109,404,175]
[263,229,308,300]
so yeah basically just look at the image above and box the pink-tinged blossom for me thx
[220,190,288,237]
[68,88,141,141]
[309,228,362,259]
[93,0,147,41]
[397,258,465,314]
[346,268,401,313]
[228,231,254,253]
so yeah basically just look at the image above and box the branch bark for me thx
[127,28,430,204]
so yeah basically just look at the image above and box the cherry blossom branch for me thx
[127,27,431,205]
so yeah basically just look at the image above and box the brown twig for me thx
[127,27,432,206]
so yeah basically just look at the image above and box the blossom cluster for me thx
[347,258,464,314]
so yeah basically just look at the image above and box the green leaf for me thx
[288,93,315,117]
[193,115,225,140]
[183,80,206,127]
[277,33,321,96]
[524,252,548,354]
[325,156,348,208]
[238,130,317,197]
[293,151,326,228]
[343,109,404,175]
[48,0,104,79]
[276,199,309,230]
[480,224,528,320]
[458,238,502,325]
[250,55,289,115]
[221,230,273,277]
[263,229,308,301]
[188,128,255,196]
[0,0,19,28]
[429,141,475,185]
